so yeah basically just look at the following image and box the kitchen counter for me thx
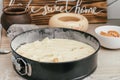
[0,20,120,80]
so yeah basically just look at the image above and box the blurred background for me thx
[0,0,120,21]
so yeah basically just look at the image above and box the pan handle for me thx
[11,56,32,76]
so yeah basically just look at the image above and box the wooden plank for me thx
[3,0,107,25]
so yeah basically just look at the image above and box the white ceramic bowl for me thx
[95,25,120,49]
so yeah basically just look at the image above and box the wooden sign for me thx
[3,0,107,25]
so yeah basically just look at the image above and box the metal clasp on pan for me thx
[11,55,32,76]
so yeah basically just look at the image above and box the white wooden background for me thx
[0,0,120,19]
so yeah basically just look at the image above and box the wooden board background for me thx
[3,0,107,25]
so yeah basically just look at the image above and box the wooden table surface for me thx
[0,20,120,80]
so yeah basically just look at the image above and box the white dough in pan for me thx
[16,38,95,63]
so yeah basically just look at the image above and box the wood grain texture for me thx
[3,0,107,25]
